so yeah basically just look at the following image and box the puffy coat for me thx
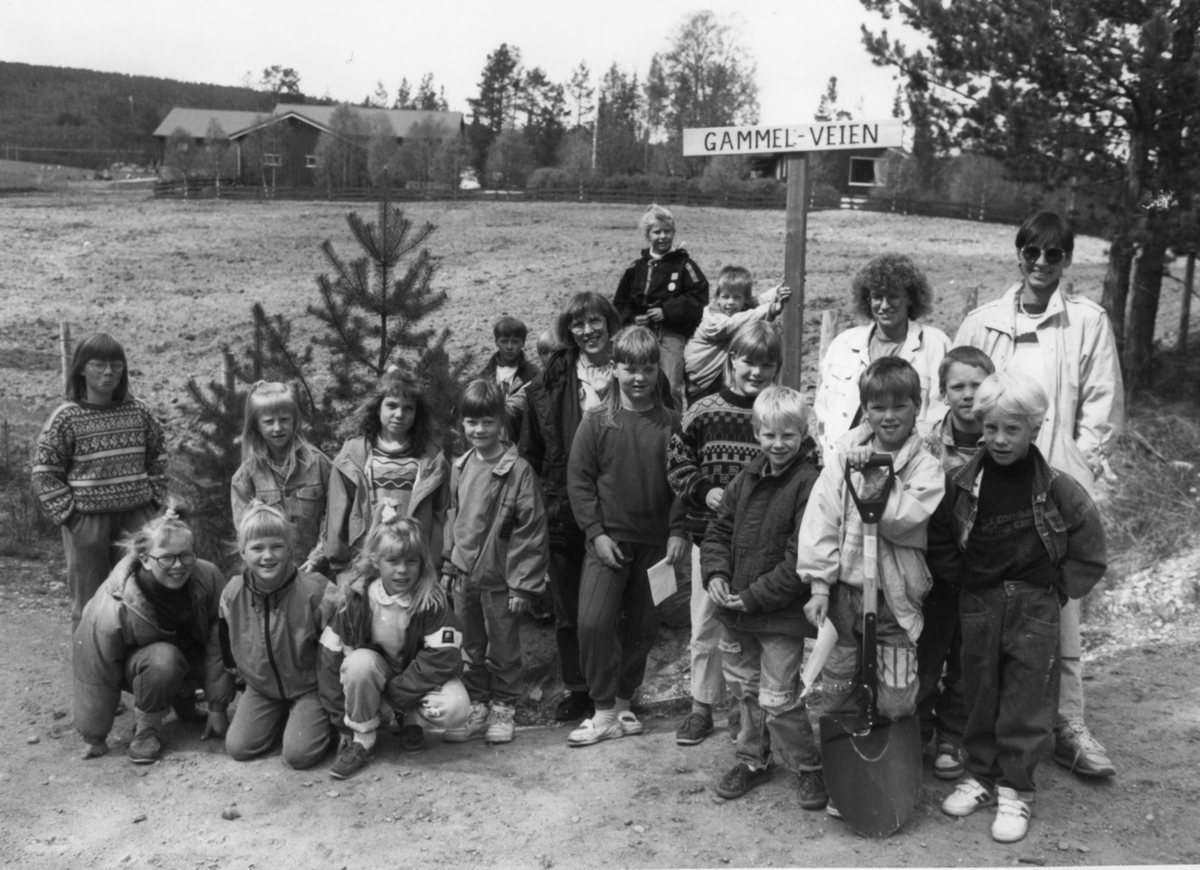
[73,556,234,742]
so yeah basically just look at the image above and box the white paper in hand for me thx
[646,556,677,607]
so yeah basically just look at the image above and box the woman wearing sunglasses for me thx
[813,252,952,459]
[954,210,1123,780]
[32,333,169,633]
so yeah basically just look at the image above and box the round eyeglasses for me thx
[143,552,198,569]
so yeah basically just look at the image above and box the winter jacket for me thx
[813,320,951,461]
[324,437,450,570]
[478,351,541,444]
[33,398,169,526]
[926,444,1107,602]
[219,568,329,701]
[520,347,673,542]
[684,289,781,393]
[444,444,549,599]
[231,448,332,566]
[922,411,981,475]
[73,556,234,742]
[953,281,1124,495]
[701,451,821,638]
[795,423,945,643]
[318,576,464,726]
[614,248,709,338]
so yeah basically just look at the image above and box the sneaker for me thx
[826,797,842,819]
[554,691,594,722]
[716,762,772,800]
[941,776,997,817]
[676,711,715,746]
[616,710,644,737]
[934,740,967,780]
[727,706,741,742]
[1054,721,1116,777]
[567,717,623,747]
[443,703,489,743]
[485,703,515,744]
[128,726,163,765]
[797,770,829,810]
[330,741,374,780]
[991,787,1030,843]
[398,724,427,753]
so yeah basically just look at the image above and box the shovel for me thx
[819,453,922,838]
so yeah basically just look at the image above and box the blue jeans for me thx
[724,627,820,774]
[960,581,1060,798]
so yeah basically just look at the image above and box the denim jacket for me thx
[926,444,1106,601]
[231,448,332,566]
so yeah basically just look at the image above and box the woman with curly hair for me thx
[812,253,951,458]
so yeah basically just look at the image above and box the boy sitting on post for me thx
[796,356,946,819]
[927,371,1106,844]
[479,316,541,443]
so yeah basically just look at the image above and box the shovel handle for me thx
[844,454,896,525]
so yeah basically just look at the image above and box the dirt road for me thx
[2,556,1198,869]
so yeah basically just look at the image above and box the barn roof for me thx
[152,108,266,139]
[228,105,464,139]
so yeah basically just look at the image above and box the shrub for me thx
[526,168,574,190]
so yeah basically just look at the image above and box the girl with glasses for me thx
[73,501,234,764]
[32,333,169,633]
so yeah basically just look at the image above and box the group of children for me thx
[53,202,1107,845]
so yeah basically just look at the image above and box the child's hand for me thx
[665,535,689,565]
[804,593,829,628]
[645,307,664,323]
[419,693,449,721]
[299,559,319,574]
[508,594,532,614]
[201,710,229,740]
[704,487,725,512]
[592,534,627,570]
[708,576,732,606]
[845,445,876,470]
[775,283,792,304]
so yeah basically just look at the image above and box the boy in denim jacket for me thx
[927,371,1106,844]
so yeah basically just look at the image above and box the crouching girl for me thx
[220,503,332,769]
[318,507,470,779]
[73,502,234,764]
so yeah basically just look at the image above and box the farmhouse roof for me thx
[227,105,464,139]
[152,108,266,139]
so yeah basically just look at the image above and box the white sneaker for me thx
[443,702,489,743]
[941,776,996,817]
[485,702,515,744]
[991,786,1030,843]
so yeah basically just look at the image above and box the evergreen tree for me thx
[394,78,413,109]
[415,73,450,111]
[567,61,595,130]
[467,44,524,177]
[596,64,642,176]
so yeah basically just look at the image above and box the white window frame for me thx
[263,153,282,167]
[848,156,879,187]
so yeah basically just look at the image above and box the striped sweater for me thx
[32,399,169,525]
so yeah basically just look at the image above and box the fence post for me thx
[222,348,236,393]
[817,310,838,389]
[1178,251,1196,353]
[59,320,73,395]
[964,287,979,319]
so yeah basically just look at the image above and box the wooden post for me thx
[222,349,236,393]
[964,286,979,320]
[59,321,73,395]
[1178,251,1196,353]
[817,310,839,388]
[781,154,809,390]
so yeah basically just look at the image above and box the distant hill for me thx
[0,62,282,169]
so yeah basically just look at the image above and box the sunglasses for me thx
[1020,245,1066,265]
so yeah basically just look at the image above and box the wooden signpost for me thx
[683,120,904,389]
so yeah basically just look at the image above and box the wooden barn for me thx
[751,146,907,200]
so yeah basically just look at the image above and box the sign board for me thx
[682,120,903,157]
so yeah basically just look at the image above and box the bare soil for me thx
[2,193,1198,868]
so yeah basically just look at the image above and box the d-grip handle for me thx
[843,453,896,524]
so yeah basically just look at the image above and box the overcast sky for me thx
[1,0,919,125]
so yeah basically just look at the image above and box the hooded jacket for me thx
[219,568,329,701]
[73,556,234,742]
[444,443,549,598]
[795,423,945,643]
[953,281,1123,495]
[700,449,821,638]
[324,437,450,569]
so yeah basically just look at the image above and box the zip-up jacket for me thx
[218,568,329,701]
[926,444,1106,602]
[324,437,450,570]
[318,575,464,726]
[701,450,821,638]
[954,281,1124,495]
[444,444,549,599]
[478,352,541,444]
[614,248,709,338]
[73,556,234,743]
[795,423,945,643]
[684,288,781,393]
[231,448,332,566]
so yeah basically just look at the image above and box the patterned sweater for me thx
[33,399,169,525]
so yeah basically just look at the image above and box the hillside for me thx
[0,61,278,169]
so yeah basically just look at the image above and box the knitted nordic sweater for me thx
[32,399,169,525]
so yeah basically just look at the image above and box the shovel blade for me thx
[820,712,922,838]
